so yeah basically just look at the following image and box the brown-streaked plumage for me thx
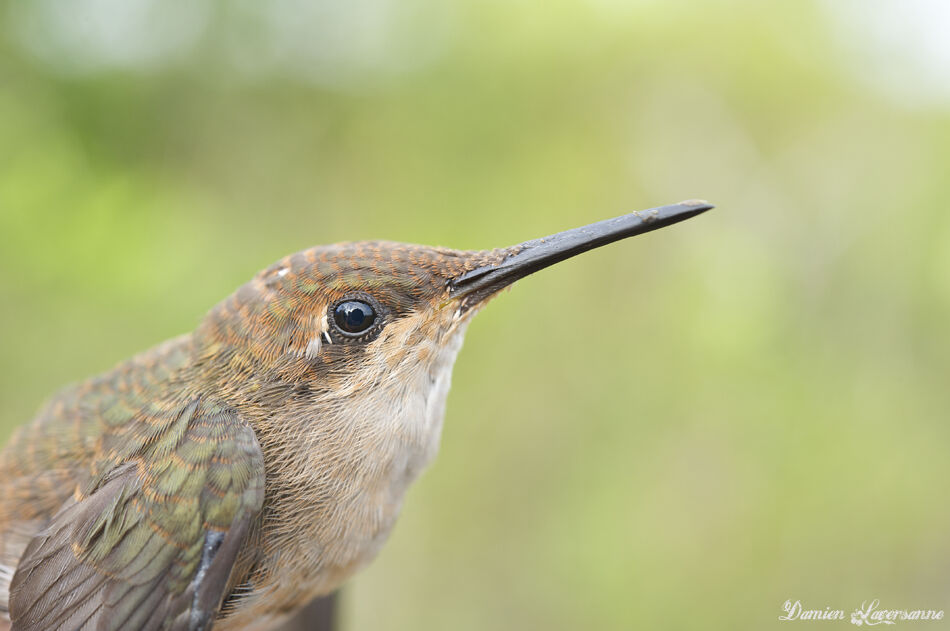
[0,201,711,631]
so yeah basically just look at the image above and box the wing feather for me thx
[8,400,264,631]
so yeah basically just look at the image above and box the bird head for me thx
[190,201,711,453]
[192,201,711,416]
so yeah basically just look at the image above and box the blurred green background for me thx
[1,0,949,629]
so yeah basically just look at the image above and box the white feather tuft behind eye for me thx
[285,309,333,359]
[304,337,322,360]
[320,314,332,345]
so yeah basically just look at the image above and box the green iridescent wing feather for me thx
[7,393,265,631]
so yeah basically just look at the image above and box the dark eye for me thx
[333,300,377,335]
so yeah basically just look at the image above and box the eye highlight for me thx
[333,300,377,335]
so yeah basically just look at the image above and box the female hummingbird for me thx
[0,201,710,631]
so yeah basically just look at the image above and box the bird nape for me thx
[0,201,711,631]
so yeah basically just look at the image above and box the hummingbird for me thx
[0,201,711,631]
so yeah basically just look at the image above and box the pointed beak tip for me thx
[675,199,714,213]
[679,198,712,206]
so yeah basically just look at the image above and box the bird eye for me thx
[333,300,377,335]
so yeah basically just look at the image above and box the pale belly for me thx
[217,329,464,629]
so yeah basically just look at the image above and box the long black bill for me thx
[449,200,712,304]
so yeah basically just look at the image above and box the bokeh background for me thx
[2,0,949,629]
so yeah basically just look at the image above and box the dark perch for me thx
[277,593,337,631]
